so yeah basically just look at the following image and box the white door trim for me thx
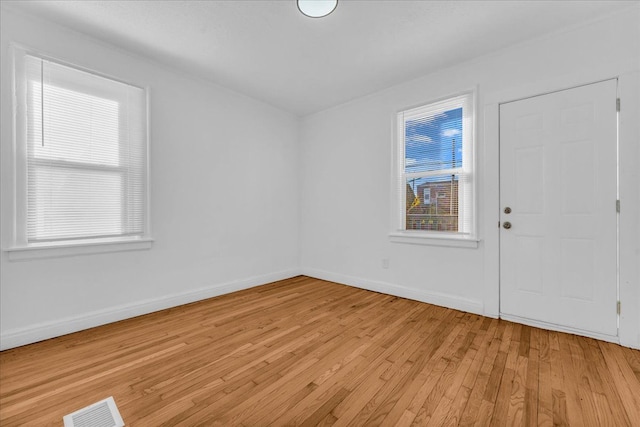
[617,71,640,349]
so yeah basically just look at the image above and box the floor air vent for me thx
[63,396,124,427]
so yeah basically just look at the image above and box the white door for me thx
[499,79,618,338]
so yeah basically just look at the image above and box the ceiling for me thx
[3,1,636,116]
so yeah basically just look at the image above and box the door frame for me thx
[482,71,640,348]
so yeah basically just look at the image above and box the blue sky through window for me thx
[405,107,463,176]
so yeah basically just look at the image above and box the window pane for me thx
[405,107,462,173]
[29,81,120,167]
[28,166,123,241]
[406,174,460,232]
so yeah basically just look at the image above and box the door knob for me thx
[504,207,512,214]
[503,221,512,229]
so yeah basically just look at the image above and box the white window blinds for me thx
[17,51,148,245]
[398,93,475,236]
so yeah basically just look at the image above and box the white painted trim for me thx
[500,313,620,346]
[0,269,301,350]
[389,232,479,248]
[301,268,484,316]
[618,71,640,350]
[6,238,154,261]
[481,103,500,318]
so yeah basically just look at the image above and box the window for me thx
[10,47,150,254]
[423,188,431,205]
[391,92,476,246]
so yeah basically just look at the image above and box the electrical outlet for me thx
[382,258,389,269]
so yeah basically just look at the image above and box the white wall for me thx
[299,6,640,348]
[2,5,639,351]
[0,9,300,349]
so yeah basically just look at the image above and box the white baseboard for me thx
[499,313,621,345]
[6,268,631,352]
[301,268,484,316]
[0,269,301,351]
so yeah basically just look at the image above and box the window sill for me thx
[389,232,479,248]
[5,238,154,261]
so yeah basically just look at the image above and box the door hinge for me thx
[616,199,620,213]
[616,98,620,112]
[617,301,621,315]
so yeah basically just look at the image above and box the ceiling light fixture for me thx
[297,0,338,18]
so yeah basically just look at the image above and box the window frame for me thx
[6,44,153,260]
[389,89,479,248]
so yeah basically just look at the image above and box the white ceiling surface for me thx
[3,1,635,116]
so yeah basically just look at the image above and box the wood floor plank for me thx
[1,276,639,426]
[523,329,539,427]
[558,332,587,426]
[505,354,527,427]
[537,330,553,427]
[550,334,569,427]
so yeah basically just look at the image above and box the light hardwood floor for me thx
[1,276,639,426]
